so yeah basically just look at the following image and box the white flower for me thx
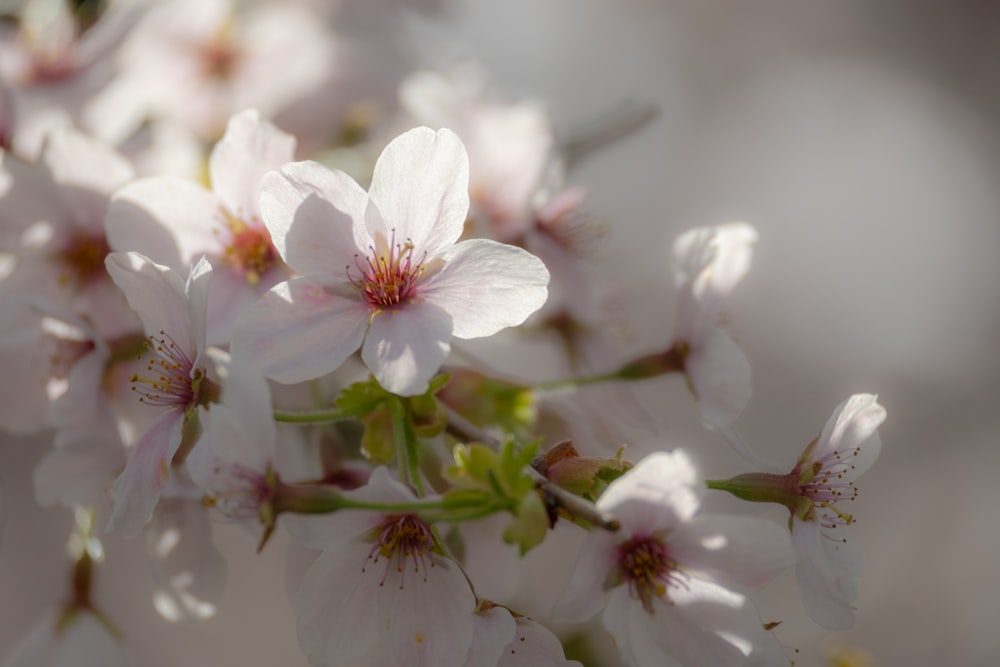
[670,222,757,429]
[554,450,793,667]
[789,394,885,630]
[103,252,266,536]
[292,467,477,667]
[106,109,295,344]
[1,609,132,667]
[232,126,550,396]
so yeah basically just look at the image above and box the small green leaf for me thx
[334,376,390,418]
[502,491,548,555]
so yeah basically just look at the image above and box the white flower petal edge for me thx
[422,238,549,339]
[367,127,469,256]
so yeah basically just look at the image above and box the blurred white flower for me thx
[554,449,792,667]
[671,222,757,429]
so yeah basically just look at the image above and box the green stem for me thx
[533,369,627,394]
[389,396,424,496]
[273,481,489,519]
[273,407,354,424]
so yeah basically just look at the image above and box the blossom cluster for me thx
[1,1,886,666]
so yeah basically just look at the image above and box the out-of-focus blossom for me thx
[670,222,757,429]
[232,126,550,396]
[106,109,295,343]
[400,64,562,243]
[107,0,333,142]
[293,467,478,667]
[0,0,137,157]
[554,450,792,666]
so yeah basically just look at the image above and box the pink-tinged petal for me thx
[107,408,185,537]
[105,177,223,269]
[210,109,296,221]
[362,302,452,396]
[147,496,227,621]
[684,326,752,429]
[185,256,213,360]
[498,616,583,667]
[379,555,477,667]
[552,530,619,623]
[815,394,885,479]
[367,127,469,256]
[260,162,368,286]
[105,251,193,352]
[669,514,794,592]
[597,450,703,536]
[52,348,117,447]
[421,239,549,339]
[296,541,383,666]
[50,612,131,667]
[231,278,370,384]
[792,518,860,630]
[464,607,516,667]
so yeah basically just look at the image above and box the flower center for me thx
[220,212,280,286]
[349,229,425,311]
[616,536,686,614]
[203,462,275,521]
[128,331,220,410]
[797,445,862,529]
[57,231,110,286]
[363,515,436,589]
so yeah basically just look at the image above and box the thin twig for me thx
[562,100,659,168]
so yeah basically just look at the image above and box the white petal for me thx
[684,326,752,429]
[378,555,476,667]
[421,239,550,339]
[602,590,678,667]
[107,408,185,537]
[210,109,296,221]
[185,256,214,359]
[146,496,226,621]
[105,178,223,270]
[792,518,859,630]
[296,542,382,666]
[647,578,770,666]
[551,530,619,624]
[464,607,516,667]
[498,616,582,667]
[367,127,469,256]
[230,278,370,384]
[50,612,130,667]
[815,393,886,479]
[260,161,368,286]
[105,252,193,353]
[669,514,794,591]
[596,450,703,535]
[362,302,452,396]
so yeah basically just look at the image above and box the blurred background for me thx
[3,0,1000,665]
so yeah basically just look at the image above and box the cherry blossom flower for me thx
[0,125,136,340]
[463,605,581,667]
[107,0,333,141]
[103,252,264,536]
[291,467,478,667]
[554,450,793,667]
[670,222,757,429]
[106,109,295,343]
[789,394,885,630]
[399,64,561,242]
[232,126,550,396]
